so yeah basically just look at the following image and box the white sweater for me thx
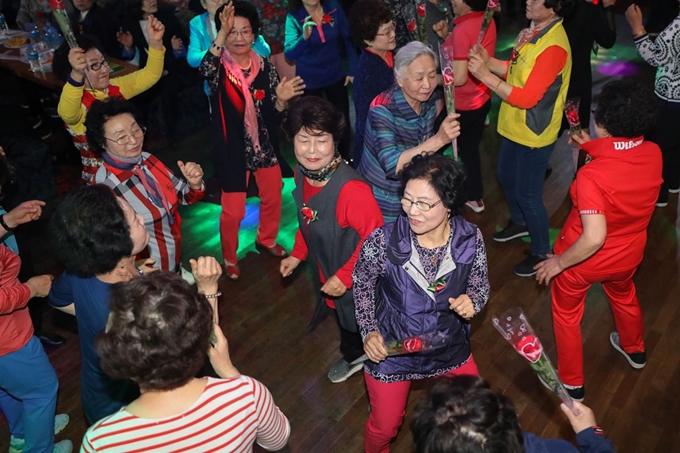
[634,13,680,103]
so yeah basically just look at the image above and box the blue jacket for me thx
[187,12,271,94]
[523,428,615,453]
[284,1,358,90]
[368,214,478,377]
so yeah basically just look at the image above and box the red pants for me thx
[363,356,479,453]
[220,165,282,265]
[552,266,645,387]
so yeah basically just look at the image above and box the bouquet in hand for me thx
[439,43,459,160]
[565,97,582,136]
[477,0,498,45]
[49,0,78,48]
[350,331,450,365]
[403,0,428,45]
[492,307,579,414]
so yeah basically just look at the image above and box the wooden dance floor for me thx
[2,14,679,453]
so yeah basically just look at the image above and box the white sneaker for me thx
[465,200,485,213]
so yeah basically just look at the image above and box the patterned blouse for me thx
[251,0,288,55]
[199,52,279,171]
[353,225,490,383]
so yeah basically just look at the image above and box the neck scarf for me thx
[300,153,342,182]
[102,152,174,224]
[219,49,262,152]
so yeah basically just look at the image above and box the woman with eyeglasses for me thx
[468,0,574,277]
[353,152,490,453]
[54,16,165,184]
[84,97,205,278]
[348,0,397,168]
[285,0,357,161]
[199,1,304,280]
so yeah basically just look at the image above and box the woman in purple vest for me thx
[353,153,490,453]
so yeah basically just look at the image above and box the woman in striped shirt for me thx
[357,41,460,222]
[81,269,290,452]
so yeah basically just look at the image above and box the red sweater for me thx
[0,246,33,356]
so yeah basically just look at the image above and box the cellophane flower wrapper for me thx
[492,307,579,414]
[565,97,582,135]
[402,4,421,43]
[49,0,78,48]
[439,43,459,160]
[350,331,450,365]
[415,0,427,46]
[477,0,498,45]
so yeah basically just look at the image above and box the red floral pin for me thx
[301,203,318,225]
[253,89,265,102]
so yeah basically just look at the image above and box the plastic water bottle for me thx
[28,46,41,73]
[31,26,47,51]
[0,13,9,35]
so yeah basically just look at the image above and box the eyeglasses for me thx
[105,126,147,146]
[375,23,396,36]
[228,28,253,39]
[87,59,110,72]
[400,197,442,212]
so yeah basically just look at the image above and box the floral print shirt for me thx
[199,51,279,170]
[251,0,288,55]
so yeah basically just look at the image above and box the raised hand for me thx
[303,16,315,40]
[3,200,46,229]
[435,113,461,148]
[432,20,449,40]
[217,2,235,38]
[190,256,222,294]
[625,4,644,35]
[177,160,204,189]
[67,47,88,76]
[116,30,134,52]
[171,35,183,52]
[146,15,166,50]
[275,76,306,103]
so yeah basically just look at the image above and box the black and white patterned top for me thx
[634,13,680,103]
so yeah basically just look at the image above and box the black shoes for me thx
[610,332,646,369]
[513,254,547,277]
[39,332,66,348]
[493,222,529,242]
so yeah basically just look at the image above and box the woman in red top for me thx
[280,96,384,384]
[440,0,497,213]
[535,79,663,401]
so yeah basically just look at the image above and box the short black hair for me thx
[399,153,467,215]
[124,0,145,21]
[96,271,213,391]
[544,0,575,17]
[51,185,133,276]
[85,98,141,154]
[281,96,346,143]
[592,78,658,138]
[215,1,260,35]
[411,376,524,453]
[53,34,104,81]
[348,0,393,48]
[463,0,489,12]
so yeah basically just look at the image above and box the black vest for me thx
[292,162,364,332]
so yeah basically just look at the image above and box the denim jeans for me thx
[497,137,555,255]
[0,336,58,453]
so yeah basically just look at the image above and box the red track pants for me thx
[363,356,479,453]
[552,266,645,387]
[219,165,282,265]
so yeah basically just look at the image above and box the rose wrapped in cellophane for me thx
[492,307,579,414]
[565,97,582,136]
[49,0,78,48]
[439,43,459,160]
[350,331,450,365]
[477,0,498,45]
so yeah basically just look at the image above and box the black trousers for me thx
[304,78,352,161]
[649,99,680,203]
[457,101,491,202]
[335,311,364,363]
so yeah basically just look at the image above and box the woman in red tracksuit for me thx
[535,79,662,402]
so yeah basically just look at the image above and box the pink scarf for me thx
[220,49,262,152]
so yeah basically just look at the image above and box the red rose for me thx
[488,0,499,8]
[402,336,423,353]
[417,4,426,17]
[253,89,265,101]
[516,335,543,363]
[442,67,454,86]
[407,20,417,34]
[49,0,62,9]
[565,108,580,127]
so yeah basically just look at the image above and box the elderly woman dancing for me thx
[354,153,490,452]
[81,270,290,452]
[358,42,460,222]
[86,97,205,277]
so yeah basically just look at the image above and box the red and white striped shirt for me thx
[80,376,290,453]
